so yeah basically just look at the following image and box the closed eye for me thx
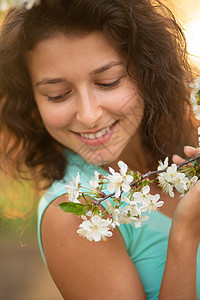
[47,91,71,102]
[96,77,122,89]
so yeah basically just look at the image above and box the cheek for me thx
[111,87,144,120]
[37,104,73,130]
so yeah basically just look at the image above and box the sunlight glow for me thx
[185,19,200,64]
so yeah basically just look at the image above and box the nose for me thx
[75,89,103,128]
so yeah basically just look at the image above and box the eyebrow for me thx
[91,61,124,75]
[35,77,66,87]
[35,61,124,87]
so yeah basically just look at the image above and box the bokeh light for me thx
[170,0,200,66]
[185,18,200,65]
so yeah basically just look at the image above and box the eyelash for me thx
[47,78,122,102]
[96,78,122,88]
[48,92,69,102]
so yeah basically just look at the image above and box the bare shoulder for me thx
[41,194,146,300]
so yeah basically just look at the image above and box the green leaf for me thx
[59,202,90,215]
[197,91,200,99]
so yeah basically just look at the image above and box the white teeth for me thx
[80,125,112,139]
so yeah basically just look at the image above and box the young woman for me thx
[0,0,200,299]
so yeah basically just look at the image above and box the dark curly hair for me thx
[0,0,198,189]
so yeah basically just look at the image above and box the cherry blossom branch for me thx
[95,153,200,205]
[177,154,200,168]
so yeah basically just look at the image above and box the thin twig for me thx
[94,154,200,205]
[177,154,200,169]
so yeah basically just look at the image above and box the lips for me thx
[72,121,118,146]
[79,124,113,139]
[81,121,117,134]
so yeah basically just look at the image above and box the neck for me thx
[103,131,153,174]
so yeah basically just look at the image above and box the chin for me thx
[80,148,121,168]
[82,154,113,167]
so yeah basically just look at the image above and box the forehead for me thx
[26,31,124,82]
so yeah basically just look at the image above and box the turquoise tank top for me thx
[38,149,200,299]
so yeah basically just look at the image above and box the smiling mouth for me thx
[74,121,118,140]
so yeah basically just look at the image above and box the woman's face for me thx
[27,31,144,166]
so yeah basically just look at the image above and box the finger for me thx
[172,154,186,165]
[172,146,200,165]
[183,146,200,158]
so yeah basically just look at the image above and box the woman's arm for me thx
[41,195,146,300]
[159,185,200,299]
[159,146,200,299]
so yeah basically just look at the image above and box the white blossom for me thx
[165,164,187,185]
[77,215,113,241]
[190,77,200,120]
[174,177,189,195]
[107,169,122,198]
[65,172,82,203]
[121,195,137,205]
[123,186,164,213]
[118,160,133,189]
[118,212,138,224]
[119,204,142,224]
[186,176,198,191]
[132,185,151,204]
[141,194,164,212]
[88,171,107,190]
[190,77,200,93]
[191,94,200,120]
[157,170,174,197]
[0,0,40,11]
[157,157,169,171]
[157,162,192,197]
[0,0,9,11]
[81,211,93,220]
[118,161,133,181]
[12,0,40,9]
[107,162,133,198]
[106,200,120,227]
[191,97,200,120]
[88,171,100,190]
[132,215,149,228]
[81,215,87,221]
[118,160,128,175]
[190,93,198,105]
[157,158,173,195]
[106,194,149,227]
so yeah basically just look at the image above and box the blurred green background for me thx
[0,0,200,299]
[0,211,60,299]
[0,176,61,299]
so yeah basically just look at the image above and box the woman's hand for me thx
[172,145,200,165]
[172,146,200,245]
[172,180,200,245]
[159,146,200,299]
